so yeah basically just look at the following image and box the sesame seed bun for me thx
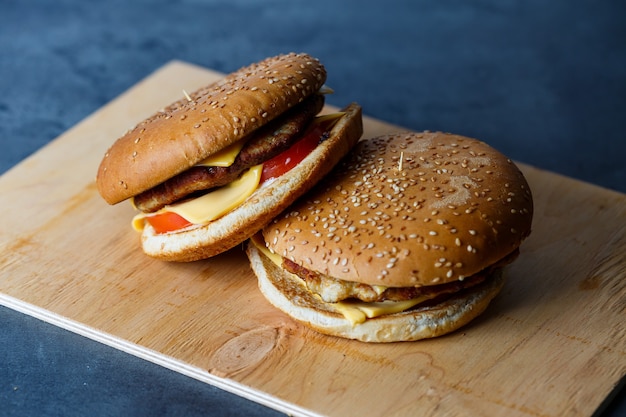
[264,131,533,288]
[140,103,363,261]
[247,131,533,342]
[96,52,328,205]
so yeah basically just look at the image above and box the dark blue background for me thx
[1,1,624,416]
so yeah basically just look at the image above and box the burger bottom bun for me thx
[246,243,506,343]
[139,103,363,262]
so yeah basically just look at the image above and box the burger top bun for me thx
[97,53,327,205]
[264,131,533,288]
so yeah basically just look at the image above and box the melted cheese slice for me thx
[250,236,433,325]
[196,138,247,167]
[133,164,262,231]
[251,233,283,265]
[333,297,431,325]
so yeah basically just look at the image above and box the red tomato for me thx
[260,117,338,183]
[145,212,192,234]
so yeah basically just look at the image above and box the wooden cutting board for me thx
[1,61,624,417]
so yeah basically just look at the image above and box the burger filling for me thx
[282,258,489,303]
[283,250,517,303]
[131,95,345,234]
[251,234,516,325]
[133,94,325,213]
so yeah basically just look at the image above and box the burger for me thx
[96,53,363,261]
[246,131,533,342]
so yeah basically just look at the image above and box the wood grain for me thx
[1,61,624,417]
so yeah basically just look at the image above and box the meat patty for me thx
[282,249,519,303]
[133,94,325,213]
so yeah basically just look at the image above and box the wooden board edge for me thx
[0,293,323,417]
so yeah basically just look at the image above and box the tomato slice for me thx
[145,212,192,234]
[260,114,341,183]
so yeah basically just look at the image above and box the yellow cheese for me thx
[314,112,345,126]
[333,297,431,326]
[251,235,432,326]
[196,138,247,167]
[354,298,429,317]
[372,285,387,296]
[319,84,334,95]
[250,233,284,266]
[332,301,368,324]
[133,164,262,231]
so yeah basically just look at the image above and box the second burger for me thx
[96,53,363,261]
[247,131,533,342]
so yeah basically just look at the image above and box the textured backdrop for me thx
[2,0,625,191]
[1,1,624,416]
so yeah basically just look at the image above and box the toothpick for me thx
[398,151,404,171]
[182,89,192,102]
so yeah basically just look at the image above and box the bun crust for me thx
[97,53,327,204]
[140,103,363,261]
[246,242,505,343]
[264,132,533,287]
